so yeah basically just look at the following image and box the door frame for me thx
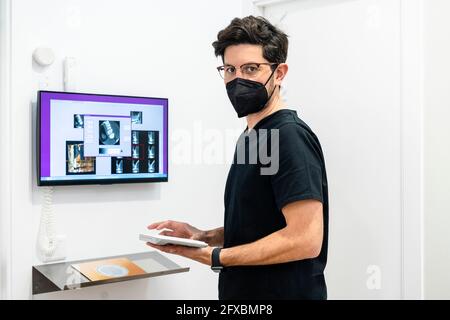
[243,0,424,299]
[0,0,13,300]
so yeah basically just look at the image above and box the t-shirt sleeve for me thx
[270,123,324,211]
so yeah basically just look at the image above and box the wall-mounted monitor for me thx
[37,91,168,185]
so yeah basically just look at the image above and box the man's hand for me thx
[146,242,213,266]
[147,220,205,241]
[146,220,224,264]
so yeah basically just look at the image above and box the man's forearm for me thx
[200,227,224,247]
[220,226,321,267]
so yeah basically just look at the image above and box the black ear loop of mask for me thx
[265,64,279,104]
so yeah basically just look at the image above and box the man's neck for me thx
[246,91,286,130]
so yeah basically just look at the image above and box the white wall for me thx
[260,0,424,299]
[423,0,450,300]
[2,0,243,299]
[0,0,13,300]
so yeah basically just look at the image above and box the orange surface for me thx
[72,257,146,281]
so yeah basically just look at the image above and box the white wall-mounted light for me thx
[32,47,55,67]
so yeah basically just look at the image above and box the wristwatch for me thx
[211,247,223,273]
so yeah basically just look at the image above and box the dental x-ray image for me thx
[148,131,155,144]
[115,158,123,174]
[146,130,159,173]
[66,141,95,174]
[74,114,84,128]
[131,111,142,124]
[110,130,159,174]
[148,159,156,173]
[148,145,155,159]
[132,131,139,144]
[132,159,140,173]
[111,157,131,174]
[132,145,140,159]
[99,120,120,145]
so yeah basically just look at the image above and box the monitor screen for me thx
[37,91,168,185]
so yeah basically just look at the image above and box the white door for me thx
[246,0,423,299]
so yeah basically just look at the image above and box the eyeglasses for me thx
[216,62,278,80]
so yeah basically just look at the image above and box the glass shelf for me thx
[32,251,189,295]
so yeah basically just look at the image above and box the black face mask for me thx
[226,67,278,118]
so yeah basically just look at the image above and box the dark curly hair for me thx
[212,16,288,64]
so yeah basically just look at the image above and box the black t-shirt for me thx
[219,109,329,300]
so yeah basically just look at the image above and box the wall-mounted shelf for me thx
[32,251,189,295]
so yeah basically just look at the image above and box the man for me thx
[148,16,329,300]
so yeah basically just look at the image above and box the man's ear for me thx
[274,63,288,86]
